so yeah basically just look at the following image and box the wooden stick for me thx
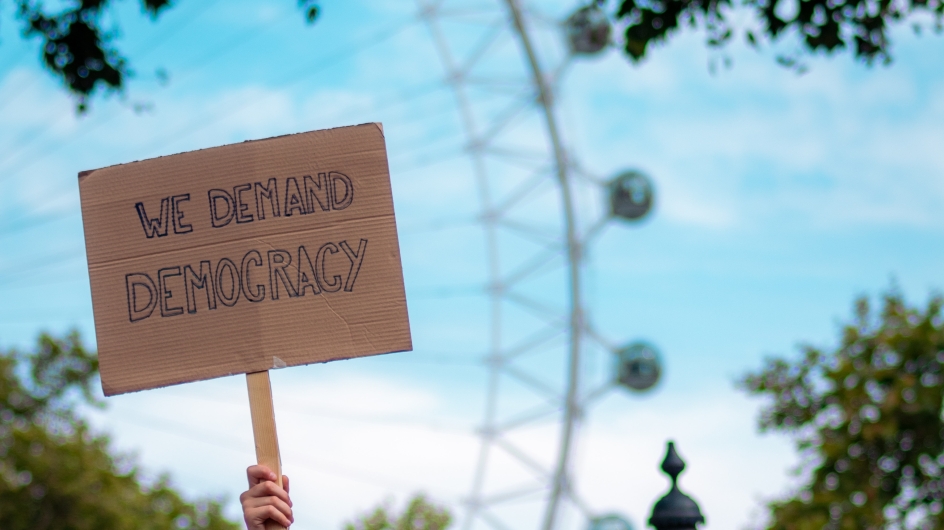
[246,370,287,530]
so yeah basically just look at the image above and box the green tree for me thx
[4,0,942,111]
[0,330,239,530]
[741,288,944,529]
[343,494,452,530]
[5,0,319,111]
[615,0,944,71]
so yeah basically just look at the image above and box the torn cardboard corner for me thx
[79,123,411,396]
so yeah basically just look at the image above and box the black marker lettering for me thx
[284,177,306,217]
[296,245,320,296]
[241,250,265,302]
[158,267,184,317]
[126,273,158,322]
[209,189,236,228]
[184,260,216,313]
[254,179,281,220]
[215,258,240,307]
[316,242,342,292]
[267,250,298,300]
[304,174,330,213]
[172,194,193,234]
[234,184,254,224]
[329,171,354,210]
[135,198,170,238]
[339,239,368,292]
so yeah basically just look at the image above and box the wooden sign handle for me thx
[246,370,287,530]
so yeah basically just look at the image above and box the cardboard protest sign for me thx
[79,123,412,396]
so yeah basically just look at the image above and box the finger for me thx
[244,493,293,518]
[247,480,292,506]
[247,505,293,528]
[244,506,271,530]
[246,465,277,487]
[283,475,290,494]
[244,510,266,530]
[243,514,263,530]
[245,499,294,524]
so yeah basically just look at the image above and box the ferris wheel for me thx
[415,2,662,530]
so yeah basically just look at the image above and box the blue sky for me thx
[2,1,944,529]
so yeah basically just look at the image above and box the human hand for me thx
[240,465,293,529]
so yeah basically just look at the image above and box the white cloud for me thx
[561,26,944,232]
[3,3,943,530]
[84,369,796,530]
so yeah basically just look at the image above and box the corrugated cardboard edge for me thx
[100,349,409,396]
[82,121,403,395]
[77,122,384,182]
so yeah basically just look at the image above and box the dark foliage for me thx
[4,0,937,110]
[299,0,320,24]
[6,1,318,112]
[616,0,944,70]
[343,494,452,530]
[15,0,172,112]
[0,331,239,530]
[740,289,944,529]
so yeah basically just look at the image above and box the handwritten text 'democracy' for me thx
[125,171,366,324]
[125,240,367,323]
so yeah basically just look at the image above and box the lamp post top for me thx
[648,442,705,530]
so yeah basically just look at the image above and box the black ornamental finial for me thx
[648,441,705,530]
